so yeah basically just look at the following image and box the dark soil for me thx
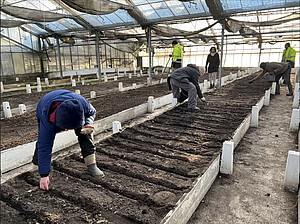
[0,84,170,150]
[0,74,271,224]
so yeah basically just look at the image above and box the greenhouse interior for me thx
[0,0,300,223]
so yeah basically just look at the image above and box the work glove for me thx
[80,125,94,135]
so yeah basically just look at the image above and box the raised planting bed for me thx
[0,74,271,224]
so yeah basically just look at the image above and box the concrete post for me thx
[114,76,117,81]
[220,141,234,175]
[139,70,142,77]
[81,80,85,85]
[271,82,276,95]
[132,83,137,89]
[90,91,96,99]
[26,84,31,94]
[129,73,132,79]
[294,82,299,96]
[16,77,19,82]
[147,77,151,86]
[118,82,123,91]
[117,68,119,76]
[250,105,259,127]
[292,91,299,109]
[112,121,122,134]
[71,79,76,87]
[18,104,26,115]
[134,69,136,76]
[37,84,42,92]
[155,70,158,76]
[160,78,164,83]
[264,89,270,106]
[104,75,108,82]
[0,82,4,93]
[95,31,101,81]
[75,90,80,95]
[233,73,237,81]
[229,72,232,81]
[37,77,41,85]
[202,82,207,94]
[237,70,241,77]
[78,75,81,82]
[242,71,245,78]
[148,96,154,113]
[204,80,208,89]
[290,109,299,131]
[2,102,12,118]
[172,98,178,107]
[45,78,49,86]
[284,151,300,191]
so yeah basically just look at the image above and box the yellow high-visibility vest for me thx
[282,47,296,62]
[172,44,183,62]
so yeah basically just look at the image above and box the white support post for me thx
[172,98,178,107]
[90,91,96,99]
[294,82,299,96]
[112,121,122,134]
[242,71,245,78]
[117,68,119,76]
[293,91,299,109]
[78,75,81,82]
[129,73,132,79]
[75,90,81,95]
[44,78,49,86]
[233,73,237,81]
[118,82,123,91]
[81,80,85,85]
[37,84,42,92]
[37,77,41,85]
[155,70,158,76]
[271,82,276,95]
[104,75,108,82]
[148,96,154,113]
[124,71,127,77]
[71,79,76,87]
[0,82,4,93]
[16,77,19,82]
[250,105,259,127]
[139,70,142,77]
[114,76,117,81]
[134,69,136,76]
[264,89,270,106]
[202,81,207,94]
[2,102,12,118]
[18,104,26,115]
[160,78,164,83]
[290,109,299,131]
[26,84,31,94]
[132,83,137,89]
[229,72,232,81]
[237,70,241,77]
[220,141,234,175]
[147,77,151,86]
[221,77,225,86]
[284,151,300,191]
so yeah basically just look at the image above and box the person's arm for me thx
[37,121,56,190]
[216,53,220,68]
[248,70,267,83]
[191,72,203,99]
[80,98,96,135]
[84,102,96,125]
[290,48,296,61]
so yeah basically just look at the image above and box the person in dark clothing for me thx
[168,64,206,111]
[249,62,293,96]
[32,90,104,191]
[205,47,220,88]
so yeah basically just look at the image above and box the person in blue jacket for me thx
[32,89,104,190]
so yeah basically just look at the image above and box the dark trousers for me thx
[32,128,95,165]
[275,65,292,94]
[172,60,182,68]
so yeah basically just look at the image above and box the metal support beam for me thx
[37,37,45,74]
[218,20,225,88]
[95,31,101,81]
[148,27,152,85]
[205,0,224,19]
[56,36,63,78]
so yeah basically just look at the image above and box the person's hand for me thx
[200,97,207,102]
[40,176,50,190]
[80,125,94,135]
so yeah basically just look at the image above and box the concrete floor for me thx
[188,85,298,224]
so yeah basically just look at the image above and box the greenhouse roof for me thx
[1,0,299,36]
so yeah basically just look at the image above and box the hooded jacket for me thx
[36,89,96,176]
[168,64,203,99]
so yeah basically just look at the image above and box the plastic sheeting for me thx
[61,0,132,15]
[103,38,143,54]
[1,5,69,22]
[0,19,28,28]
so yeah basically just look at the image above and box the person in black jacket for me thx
[205,47,220,88]
[168,64,206,111]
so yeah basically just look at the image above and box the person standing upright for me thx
[205,47,220,88]
[169,40,183,71]
[282,43,296,68]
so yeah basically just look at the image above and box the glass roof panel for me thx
[166,1,189,16]
[183,0,208,14]
[138,4,160,19]
[80,14,104,26]
[42,21,68,31]
[155,8,174,18]
[104,12,124,24]
[59,18,83,29]
[114,10,136,23]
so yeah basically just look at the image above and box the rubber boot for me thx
[84,154,105,177]
[275,83,280,94]
[286,84,293,96]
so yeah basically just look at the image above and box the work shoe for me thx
[189,106,200,112]
[209,84,213,89]
[286,92,293,96]
[86,164,105,177]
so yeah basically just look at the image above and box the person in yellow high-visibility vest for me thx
[282,43,296,68]
[169,41,183,70]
